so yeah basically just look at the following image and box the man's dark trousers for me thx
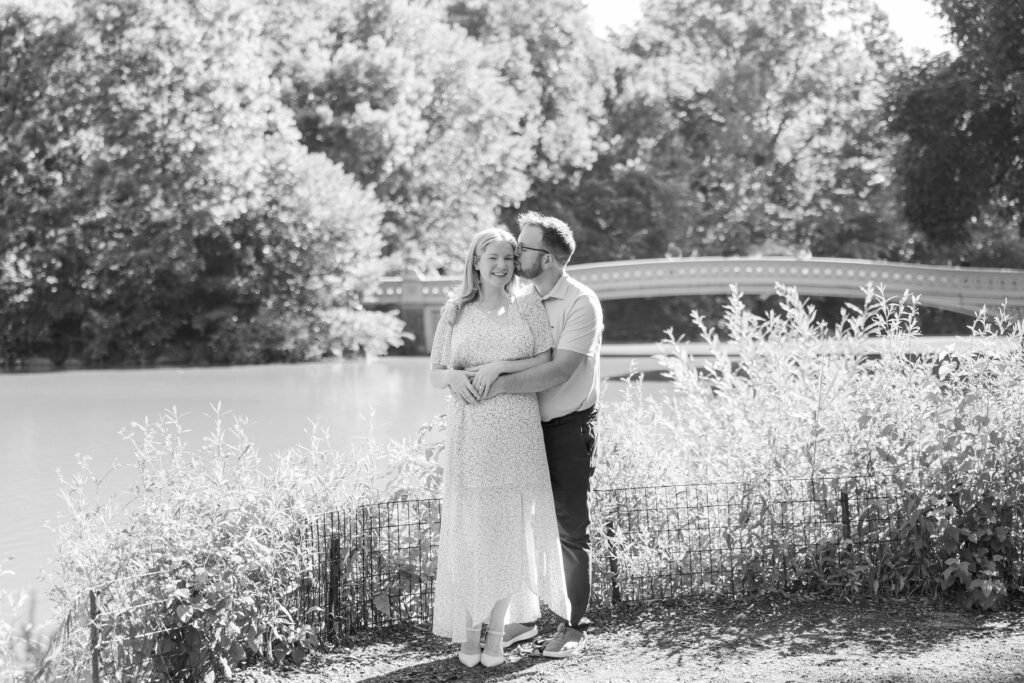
[541,404,598,628]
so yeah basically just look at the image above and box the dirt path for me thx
[237,595,1024,682]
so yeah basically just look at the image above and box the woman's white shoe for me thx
[458,651,481,667]
[481,629,505,667]
[459,626,482,666]
[480,651,505,667]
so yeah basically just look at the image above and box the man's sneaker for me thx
[502,622,538,648]
[542,623,587,659]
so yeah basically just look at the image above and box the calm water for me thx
[0,352,662,622]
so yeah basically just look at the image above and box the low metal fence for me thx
[299,475,909,634]
[593,477,902,603]
[40,571,198,682]
[298,498,440,638]
[44,474,1020,680]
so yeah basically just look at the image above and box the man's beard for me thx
[515,262,542,279]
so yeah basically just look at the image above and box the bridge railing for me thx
[370,256,1024,314]
[368,257,1024,352]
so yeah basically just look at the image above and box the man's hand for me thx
[479,375,506,402]
[471,361,504,396]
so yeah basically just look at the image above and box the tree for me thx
[0,7,86,363]
[887,0,1024,267]
[287,0,535,272]
[532,0,909,265]
[446,0,616,186]
[0,0,393,366]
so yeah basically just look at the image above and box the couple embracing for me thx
[428,212,603,668]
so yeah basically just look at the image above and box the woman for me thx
[429,228,569,667]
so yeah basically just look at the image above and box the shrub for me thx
[50,406,442,680]
[597,284,1024,608]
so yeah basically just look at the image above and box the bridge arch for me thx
[371,256,1024,352]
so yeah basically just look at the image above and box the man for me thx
[485,211,603,659]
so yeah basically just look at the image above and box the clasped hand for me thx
[446,369,480,404]
[448,362,503,404]
[470,361,503,396]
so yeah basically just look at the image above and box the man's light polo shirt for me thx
[531,274,603,422]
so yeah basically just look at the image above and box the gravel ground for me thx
[236,595,1024,682]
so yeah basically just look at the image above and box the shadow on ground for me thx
[238,593,1024,682]
[356,652,551,682]
[600,592,1024,663]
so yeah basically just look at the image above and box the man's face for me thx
[515,225,547,279]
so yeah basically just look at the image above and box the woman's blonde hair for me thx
[449,227,518,316]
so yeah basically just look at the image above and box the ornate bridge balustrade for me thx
[371,257,1024,353]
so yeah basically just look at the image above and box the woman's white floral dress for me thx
[430,291,569,642]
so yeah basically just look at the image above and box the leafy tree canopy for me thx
[446,0,616,185]
[3,0,1020,364]
[888,0,1024,267]
[519,0,911,265]
[288,0,537,272]
[0,0,391,365]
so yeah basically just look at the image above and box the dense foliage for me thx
[33,408,443,680]
[537,0,911,263]
[598,287,1023,609]
[887,0,1024,266]
[0,2,401,366]
[3,0,1022,366]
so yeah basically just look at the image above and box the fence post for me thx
[840,491,851,540]
[88,590,99,683]
[327,533,341,642]
[603,519,622,605]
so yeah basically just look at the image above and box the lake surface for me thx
[0,350,665,622]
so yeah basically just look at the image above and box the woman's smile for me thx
[477,242,516,287]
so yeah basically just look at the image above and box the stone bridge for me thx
[370,256,1024,352]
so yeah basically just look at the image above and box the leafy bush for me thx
[50,406,442,680]
[596,284,1024,609]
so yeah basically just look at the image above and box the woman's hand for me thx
[447,369,480,404]
[471,361,505,396]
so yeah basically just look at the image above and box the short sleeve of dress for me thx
[518,291,553,356]
[430,302,457,369]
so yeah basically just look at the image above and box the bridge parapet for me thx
[371,257,1024,352]
[566,257,1024,316]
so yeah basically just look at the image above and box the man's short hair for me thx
[516,211,576,265]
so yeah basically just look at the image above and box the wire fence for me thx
[592,476,902,603]
[40,571,201,682]
[299,474,914,633]
[297,498,440,639]
[40,474,1022,680]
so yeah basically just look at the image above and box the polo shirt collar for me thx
[534,273,571,301]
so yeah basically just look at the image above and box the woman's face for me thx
[476,239,516,291]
